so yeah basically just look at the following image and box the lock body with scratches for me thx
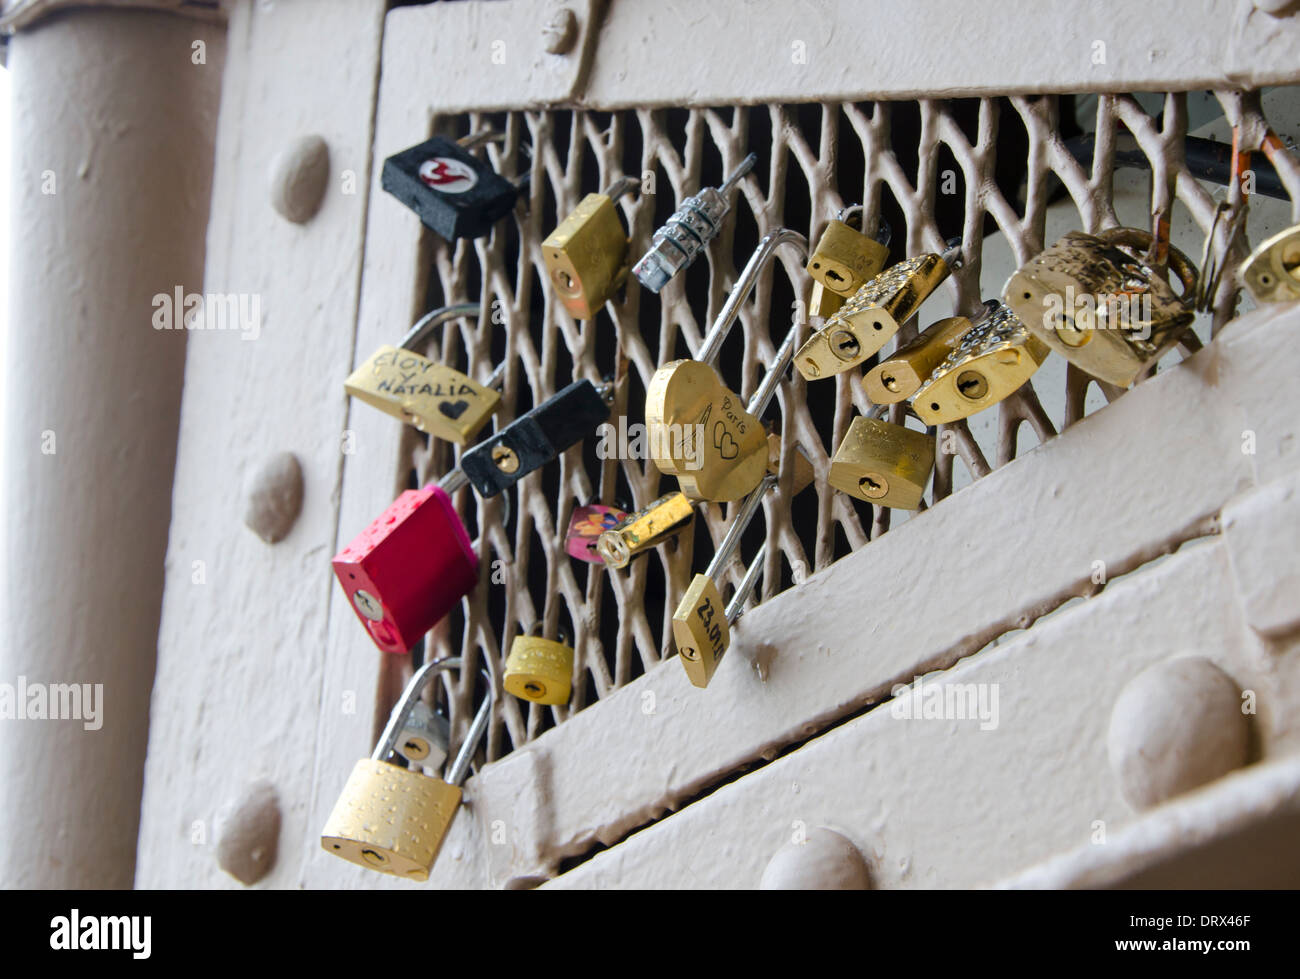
[806,210,891,298]
[1003,227,1198,387]
[504,634,574,705]
[809,280,845,319]
[864,314,975,404]
[797,248,959,380]
[829,416,935,510]
[596,492,696,568]
[673,574,731,688]
[565,504,629,563]
[913,303,1050,425]
[332,484,479,655]
[1239,223,1300,304]
[381,136,518,241]
[322,657,491,880]
[543,181,636,318]
[345,347,500,444]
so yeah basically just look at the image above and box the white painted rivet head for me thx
[215,780,281,886]
[542,8,578,54]
[1253,0,1300,16]
[243,452,304,544]
[270,135,330,224]
[1107,657,1249,812]
[759,827,872,889]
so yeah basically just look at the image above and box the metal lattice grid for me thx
[369,90,1300,764]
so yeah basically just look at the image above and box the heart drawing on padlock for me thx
[439,400,470,419]
[713,421,739,460]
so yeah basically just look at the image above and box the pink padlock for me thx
[564,504,627,564]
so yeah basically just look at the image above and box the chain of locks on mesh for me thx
[377,92,1300,764]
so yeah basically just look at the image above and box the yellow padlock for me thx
[321,657,491,880]
[912,301,1050,425]
[796,240,963,380]
[344,302,503,444]
[596,492,696,569]
[503,630,574,705]
[828,413,934,510]
[543,176,640,319]
[863,313,976,404]
[1239,222,1300,305]
[806,205,892,298]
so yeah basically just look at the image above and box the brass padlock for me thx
[596,492,696,569]
[809,280,845,319]
[806,205,892,298]
[646,229,809,501]
[1239,222,1300,305]
[1003,226,1199,387]
[863,312,977,404]
[504,627,574,705]
[796,240,964,380]
[913,301,1050,425]
[321,657,492,880]
[543,176,640,319]
[344,302,504,444]
[828,410,934,510]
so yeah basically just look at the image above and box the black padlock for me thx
[381,133,520,241]
[460,380,611,497]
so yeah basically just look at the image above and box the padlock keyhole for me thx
[956,371,988,400]
[830,330,860,361]
[881,374,899,392]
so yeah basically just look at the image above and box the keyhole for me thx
[360,848,386,866]
[680,646,698,661]
[803,358,822,378]
[858,472,889,499]
[830,330,860,361]
[825,268,846,284]
[524,681,545,697]
[1056,314,1090,348]
[881,373,900,392]
[955,370,988,400]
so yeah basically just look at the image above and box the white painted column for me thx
[0,9,224,888]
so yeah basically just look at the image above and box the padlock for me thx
[394,699,450,770]
[564,503,629,564]
[828,409,935,510]
[504,627,574,705]
[633,154,757,293]
[1239,222,1300,304]
[806,205,892,298]
[1002,226,1199,387]
[544,176,640,319]
[672,445,813,688]
[595,492,696,569]
[796,240,964,380]
[913,301,1051,425]
[321,656,491,880]
[809,280,845,319]
[334,379,613,653]
[863,310,978,404]
[344,302,504,444]
[382,130,521,241]
[646,229,809,501]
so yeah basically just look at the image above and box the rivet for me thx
[269,135,330,224]
[541,8,578,54]
[243,452,304,544]
[215,780,281,885]
[759,827,872,889]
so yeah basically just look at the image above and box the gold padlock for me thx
[504,628,574,705]
[1239,222,1300,305]
[863,312,976,404]
[646,229,809,502]
[796,240,963,380]
[321,656,492,880]
[596,491,696,569]
[913,301,1050,425]
[806,205,892,298]
[828,412,934,510]
[1002,226,1199,387]
[543,176,640,319]
[344,302,504,444]
[809,280,845,319]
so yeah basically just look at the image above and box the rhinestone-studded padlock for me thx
[544,176,640,319]
[796,240,964,380]
[504,626,574,705]
[321,657,491,880]
[1239,222,1300,304]
[344,302,504,444]
[913,301,1050,425]
[334,379,613,653]
[806,205,892,298]
[646,229,809,501]
[1003,226,1199,388]
[633,154,757,293]
[382,130,521,241]
[564,503,629,564]
[863,311,978,405]
[672,445,813,689]
[829,407,935,510]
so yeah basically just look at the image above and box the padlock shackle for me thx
[725,540,767,625]
[601,175,641,204]
[1097,226,1200,304]
[456,130,506,152]
[834,204,891,248]
[703,471,777,580]
[399,302,482,351]
[696,228,809,367]
[941,238,964,272]
[744,319,801,419]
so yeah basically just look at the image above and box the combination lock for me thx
[544,176,640,319]
[797,240,963,380]
[633,154,757,293]
[1003,226,1199,387]
[333,379,613,653]
[344,302,504,445]
[912,300,1050,425]
[382,131,521,241]
[321,657,491,880]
